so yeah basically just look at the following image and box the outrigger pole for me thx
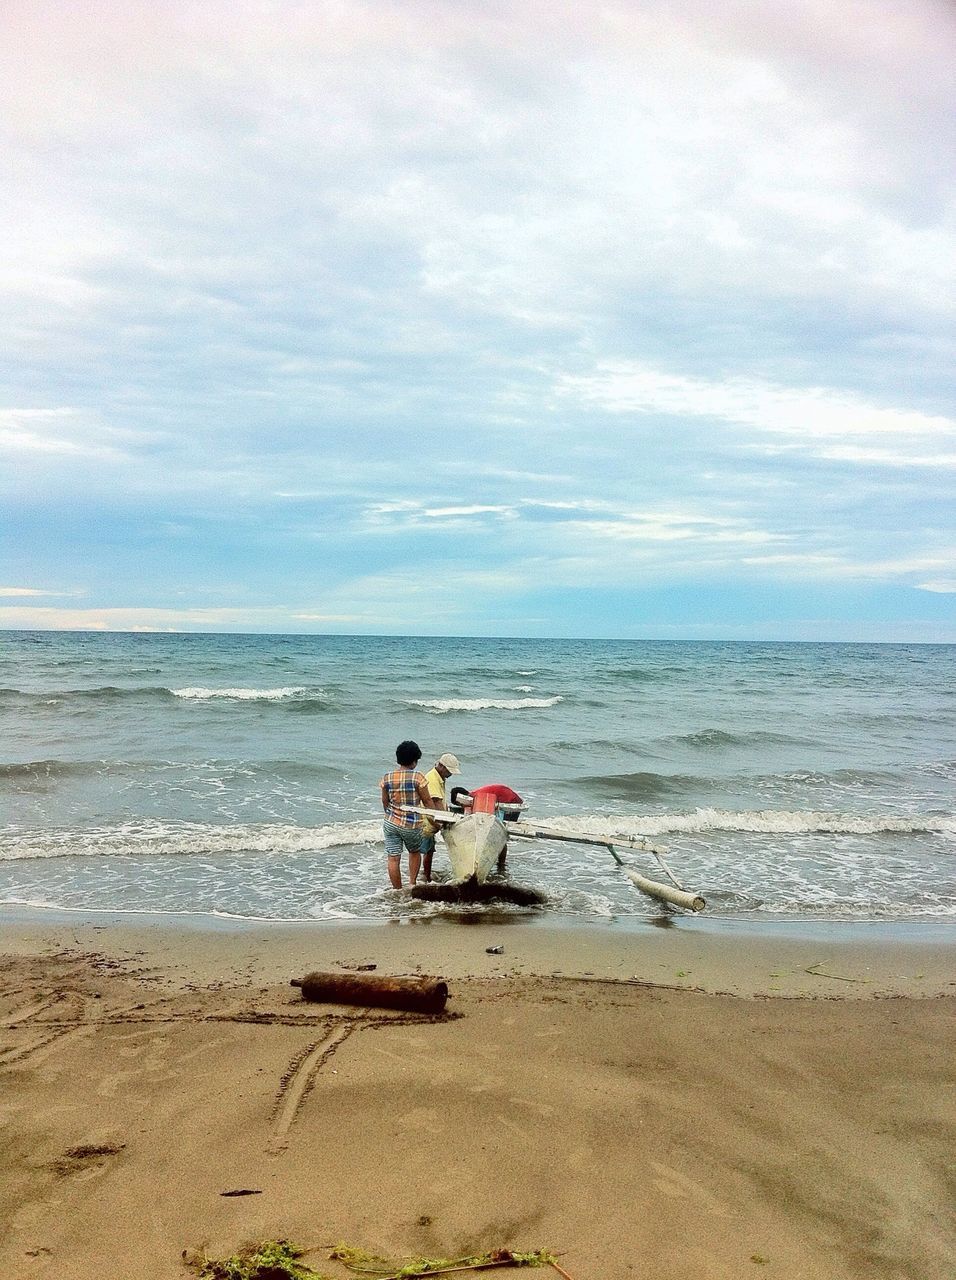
[508,822,706,913]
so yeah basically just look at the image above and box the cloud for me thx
[0,1,953,637]
[0,605,311,632]
[556,364,955,441]
[291,613,382,624]
[0,408,164,463]
[358,501,518,533]
[4,2,953,366]
[743,551,956,581]
[422,505,515,519]
[557,513,785,547]
[0,586,83,597]
[0,410,96,458]
[815,446,956,468]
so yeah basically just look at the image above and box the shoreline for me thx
[3,904,954,998]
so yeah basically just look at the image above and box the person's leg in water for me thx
[384,821,404,887]
[405,829,422,886]
[384,822,422,888]
[420,833,435,882]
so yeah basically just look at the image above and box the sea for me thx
[1,631,954,927]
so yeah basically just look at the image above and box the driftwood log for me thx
[291,971,448,1014]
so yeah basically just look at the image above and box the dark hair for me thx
[395,739,422,767]
[450,786,472,807]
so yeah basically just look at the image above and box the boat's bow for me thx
[443,811,506,884]
[398,804,506,885]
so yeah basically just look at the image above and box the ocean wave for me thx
[407,696,562,713]
[0,898,336,924]
[0,757,345,785]
[4,808,952,865]
[0,684,326,706]
[755,901,956,920]
[549,738,647,754]
[853,710,955,726]
[0,759,90,780]
[279,697,338,714]
[523,810,956,838]
[0,684,169,703]
[667,727,815,749]
[768,767,898,786]
[171,686,308,700]
[0,819,384,862]
[441,667,546,679]
[678,728,742,747]
[918,759,956,778]
[573,771,705,799]
[599,666,661,682]
[570,766,906,800]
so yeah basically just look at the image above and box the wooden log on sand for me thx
[291,971,448,1014]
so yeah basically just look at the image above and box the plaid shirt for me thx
[380,768,427,828]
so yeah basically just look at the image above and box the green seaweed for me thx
[190,1239,324,1280]
[329,1243,558,1277]
[188,1239,561,1280]
[327,1245,392,1275]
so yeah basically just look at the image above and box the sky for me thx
[1,0,954,640]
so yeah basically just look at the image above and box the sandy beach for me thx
[1,911,954,1280]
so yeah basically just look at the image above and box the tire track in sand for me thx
[268,1020,357,1153]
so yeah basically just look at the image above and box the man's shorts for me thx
[383,820,422,857]
[419,833,436,856]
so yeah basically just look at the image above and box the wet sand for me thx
[1,911,954,1279]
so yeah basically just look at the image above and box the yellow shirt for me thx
[421,766,446,836]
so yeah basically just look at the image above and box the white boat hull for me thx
[442,812,506,884]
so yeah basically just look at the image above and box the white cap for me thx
[437,753,461,774]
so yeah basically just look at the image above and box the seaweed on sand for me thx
[329,1243,562,1276]
[186,1240,569,1280]
[187,1239,322,1280]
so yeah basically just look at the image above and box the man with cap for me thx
[420,753,461,881]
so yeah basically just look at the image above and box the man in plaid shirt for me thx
[379,739,437,889]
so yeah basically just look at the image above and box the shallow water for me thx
[1,632,953,922]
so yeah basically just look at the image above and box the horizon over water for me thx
[1,630,954,927]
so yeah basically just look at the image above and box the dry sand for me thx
[1,911,954,1280]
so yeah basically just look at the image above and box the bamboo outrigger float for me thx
[402,795,705,913]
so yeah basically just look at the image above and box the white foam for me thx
[408,696,562,712]
[531,810,956,838]
[0,818,384,861]
[0,898,347,924]
[171,686,308,700]
[4,808,951,865]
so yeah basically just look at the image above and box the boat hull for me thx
[442,812,505,884]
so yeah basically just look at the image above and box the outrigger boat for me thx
[402,790,705,912]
